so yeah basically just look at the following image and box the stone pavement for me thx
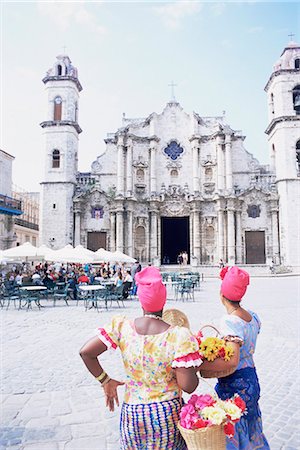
[1,276,299,450]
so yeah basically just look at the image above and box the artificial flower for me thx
[221,401,243,421]
[201,406,227,425]
[224,422,235,437]
[234,395,246,412]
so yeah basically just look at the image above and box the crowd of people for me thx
[0,260,142,300]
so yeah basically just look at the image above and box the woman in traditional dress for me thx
[80,266,202,450]
[200,266,270,449]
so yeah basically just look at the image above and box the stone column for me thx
[116,210,124,252]
[74,210,81,246]
[127,209,133,257]
[192,140,200,193]
[110,212,116,252]
[193,208,201,263]
[235,209,242,264]
[227,202,235,265]
[216,136,225,191]
[217,205,225,261]
[150,142,157,194]
[225,135,233,192]
[126,141,133,197]
[117,136,124,195]
[271,208,279,261]
[150,210,158,261]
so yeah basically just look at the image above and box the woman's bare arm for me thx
[79,336,124,412]
[175,367,199,394]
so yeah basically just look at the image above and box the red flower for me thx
[194,418,210,429]
[196,331,203,345]
[234,396,246,412]
[224,422,235,437]
[218,347,226,358]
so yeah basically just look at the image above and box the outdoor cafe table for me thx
[78,285,106,310]
[19,286,47,309]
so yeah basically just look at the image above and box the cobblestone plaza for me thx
[1,275,299,450]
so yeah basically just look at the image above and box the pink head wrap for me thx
[220,266,250,301]
[135,266,167,312]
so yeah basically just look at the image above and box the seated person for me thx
[78,272,90,284]
[122,269,133,298]
[43,272,55,290]
[114,272,123,288]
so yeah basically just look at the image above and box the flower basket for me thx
[178,393,246,450]
[178,422,225,450]
[198,325,236,379]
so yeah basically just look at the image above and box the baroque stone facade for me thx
[40,42,300,267]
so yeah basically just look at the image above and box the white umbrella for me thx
[93,247,115,263]
[0,250,8,264]
[38,244,58,261]
[74,245,95,257]
[46,244,94,264]
[111,251,136,263]
[2,242,44,260]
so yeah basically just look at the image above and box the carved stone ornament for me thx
[91,160,102,173]
[132,157,148,168]
[166,161,182,169]
[160,202,190,217]
[134,216,147,228]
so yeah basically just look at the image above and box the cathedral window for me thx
[270,93,274,115]
[91,207,104,219]
[296,140,300,175]
[54,96,62,121]
[295,59,300,70]
[74,102,78,122]
[292,86,300,115]
[164,141,184,160]
[170,169,178,182]
[247,204,261,218]
[52,149,60,168]
[57,65,62,76]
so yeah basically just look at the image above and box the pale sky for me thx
[1,1,299,192]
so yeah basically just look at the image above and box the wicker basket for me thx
[163,308,190,328]
[198,325,235,379]
[178,423,225,450]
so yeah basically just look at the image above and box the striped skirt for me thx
[120,398,187,450]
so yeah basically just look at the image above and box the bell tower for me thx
[265,39,300,267]
[40,54,82,248]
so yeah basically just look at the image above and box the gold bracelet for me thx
[101,376,111,387]
[95,371,107,383]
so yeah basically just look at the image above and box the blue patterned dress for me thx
[215,311,270,450]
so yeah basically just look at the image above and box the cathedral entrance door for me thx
[87,232,106,251]
[161,217,190,265]
[245,231,266,264]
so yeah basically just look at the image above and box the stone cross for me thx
[168,81,177,102]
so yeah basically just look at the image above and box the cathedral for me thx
[40,41,300,268]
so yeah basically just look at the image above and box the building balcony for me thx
[0,194,23,216]
[14,217,39,231]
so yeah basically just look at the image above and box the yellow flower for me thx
[201,406,227,425]
[220,401,242,420]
